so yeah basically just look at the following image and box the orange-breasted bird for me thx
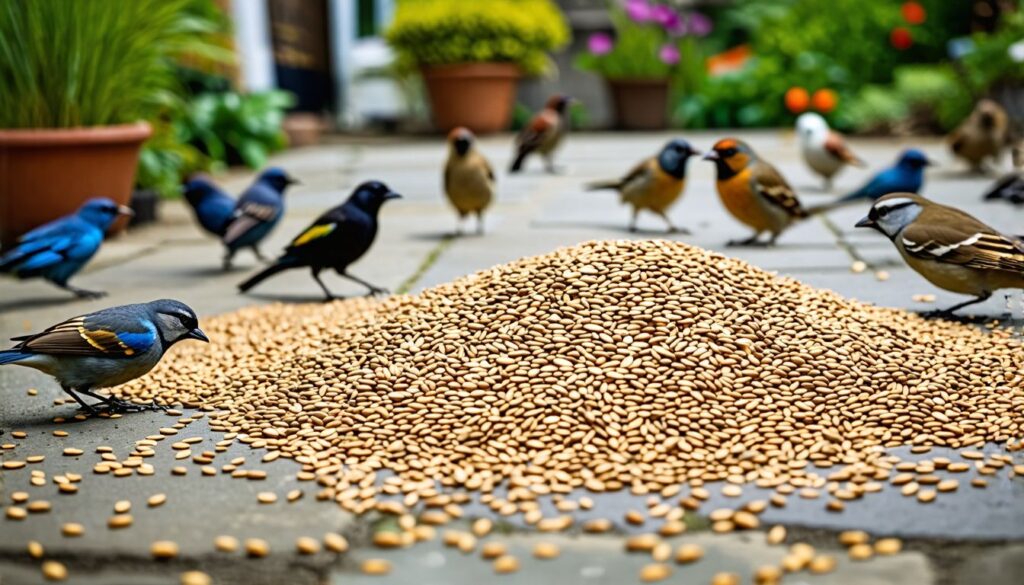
[445,127,495,235]
[509,94,573,174]
[585,139,701,233]
[704,138,810,246]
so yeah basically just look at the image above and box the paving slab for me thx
[2,130,1022,584]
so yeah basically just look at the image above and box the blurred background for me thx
[1,0,1023,233]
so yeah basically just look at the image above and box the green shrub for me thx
[386,0,570,75]
[0,0,228,128]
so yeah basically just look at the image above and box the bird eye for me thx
[878,208,889,218]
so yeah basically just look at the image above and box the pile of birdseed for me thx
[119,240,1024,500]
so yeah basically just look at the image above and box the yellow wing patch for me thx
[78,327,135,356]
[292,223,337,247]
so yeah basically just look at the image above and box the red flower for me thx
[890,27,913,50]
[901,2,926,25]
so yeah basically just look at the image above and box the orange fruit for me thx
[784,87,810,114]
[811,89,838,114]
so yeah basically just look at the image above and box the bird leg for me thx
[629,208,639,233]
[252,246,270,263]
[58,283,107,299]
[543,155,562,174]
[656,211,690,235]
[726,232,767,247]
[922,292,993,319]
[78,389,165,413]
[61,386,98,414]
[342,272,389,296]
[222,251,235,271]
[311,268,336,302]
[475,212,485,236]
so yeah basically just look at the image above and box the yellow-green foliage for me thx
[386,0,570,75]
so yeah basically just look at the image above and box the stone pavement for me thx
[1,131,1023,585]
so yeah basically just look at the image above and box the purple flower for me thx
[588,32,614,55]
[687,12,713,37]
[625,0,653,23]
[652,5,678,27]
[659,43,680,65]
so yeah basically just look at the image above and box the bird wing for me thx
[0,218,100,272]
[901,222,1024,273]
[482,157,496,184]
[284,206,363,256]
[751,162,807,217]
[11,311,156,358]
[824,133,865,166]
[222,201,281,246]
[515,110,556,154]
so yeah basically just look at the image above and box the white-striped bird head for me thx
[796,112,829,146]
[855,194,925,238]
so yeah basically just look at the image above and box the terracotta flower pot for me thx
[421,63,521,133]
[606,78,670,130]
[0,122,152,248]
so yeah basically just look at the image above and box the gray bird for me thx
[0,299,208,413]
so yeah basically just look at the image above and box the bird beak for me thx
[384,192,403,201]
[702,151,719,161]
[689,149,703,158]
[855,216,876,229]
[287,177,301,186]
[185,328,210,343]
[923,158,934,167]
[117,205,135,217]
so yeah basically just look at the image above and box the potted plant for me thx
[386,0,570,133]
[0,0,224,246]
[576,0,712,130]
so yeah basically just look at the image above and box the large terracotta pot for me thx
[0,122,151,247]
[421,63,521,133]
[606,78,670,130]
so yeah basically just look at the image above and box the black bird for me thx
[238,181,401,300]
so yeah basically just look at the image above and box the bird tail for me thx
[584,180,622,192]
[0,350,29,365]
[509,149,528,173]
[238,257,297,293]
[804,190,866,216]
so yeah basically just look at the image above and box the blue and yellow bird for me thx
[238,181,401,300]
[818,149,931,212]
[183,174,235,237]
[0,299,208,413]
[0,198,133,298]
[585,139,700,233]
[220,167,297,269]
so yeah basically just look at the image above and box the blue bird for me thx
[220,167,297,269]
[0,299,208,413]
[183,175,235,237]
[0,198,133,298]
[815,149,931,213]
[238,181,401,300]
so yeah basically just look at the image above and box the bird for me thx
[856,193,1024,317]
[238,181,401,300]
[0,299,208,413]
[703,138,811,246]
[220,167,297,269]
[509,94,573,174]
[813,149,931,212]
[444,127,495,235]
[981,141,1024,205]
[795,112,865,190]
[183,174,235,237]
[0,198,133,298]
[585,139,701,233]
[948,99,1010,172]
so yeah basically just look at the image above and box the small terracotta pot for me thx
[0,122,151,247]
[421,63,521,133]
[607,78,670,130]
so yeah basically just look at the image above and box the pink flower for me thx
[625,0,653,23]
[588,32,614,55]
[687,12,713,37]
[652,5,680,30]
[659,43,680,65]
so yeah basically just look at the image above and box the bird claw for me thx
[72,289,107,299]
[726,238,770,248]
[365,287,389,297]
[78,397,166,415]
